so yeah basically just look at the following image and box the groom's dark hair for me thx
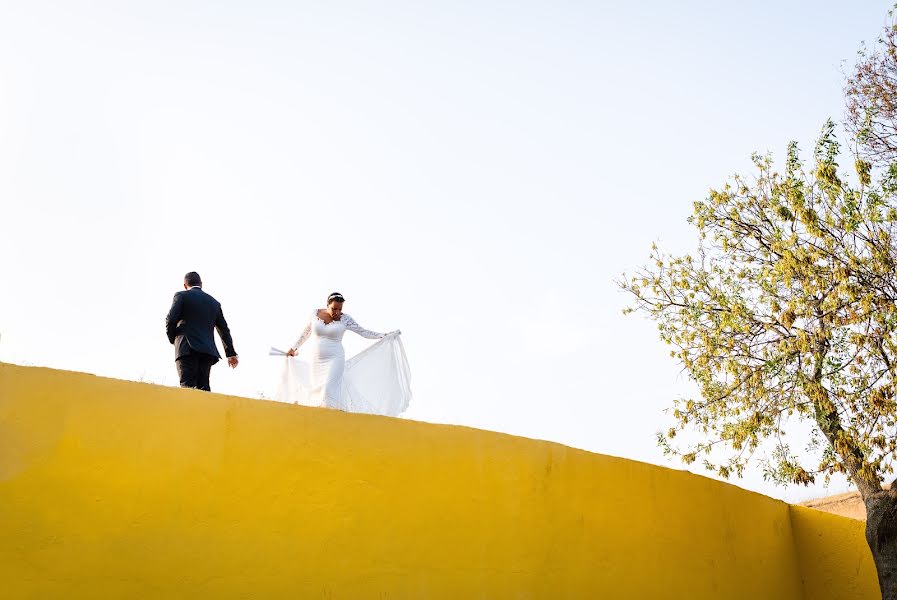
[184,272,202,287]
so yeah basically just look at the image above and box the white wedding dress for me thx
[273,311,412,417]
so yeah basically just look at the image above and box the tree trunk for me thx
[866,489,897,599]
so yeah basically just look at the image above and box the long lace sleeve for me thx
[291,313,314,351]
[343,314,385,339]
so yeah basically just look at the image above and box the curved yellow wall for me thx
[0,363,880,599]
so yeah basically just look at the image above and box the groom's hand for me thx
[228,356,239,368]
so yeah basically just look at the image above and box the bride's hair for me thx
[327,292,345,304]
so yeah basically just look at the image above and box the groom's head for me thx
[184,272,202,289]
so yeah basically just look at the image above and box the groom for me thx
[165,271,238,391]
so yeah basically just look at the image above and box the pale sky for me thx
[1,0,893,502]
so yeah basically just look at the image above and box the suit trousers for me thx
[176,352,217,391]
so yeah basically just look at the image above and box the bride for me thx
[274,292,412,416]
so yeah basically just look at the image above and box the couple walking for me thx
[165,272,410,416]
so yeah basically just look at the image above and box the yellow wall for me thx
[0,363,880,599]
[790,505,880,600]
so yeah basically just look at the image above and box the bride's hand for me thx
[286,348,296,357]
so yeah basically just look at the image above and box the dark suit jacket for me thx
[165,287,237,361]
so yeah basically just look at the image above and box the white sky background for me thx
[1,0,893,502]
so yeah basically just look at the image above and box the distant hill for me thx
[800,491,870,521]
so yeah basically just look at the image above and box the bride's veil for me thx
[274,354,314,406]
[343,332,412,416]
[273,332,412,417]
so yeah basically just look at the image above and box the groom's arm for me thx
[165,292,184,344]
[215,306,237,358]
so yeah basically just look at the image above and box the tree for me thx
[619,121,897,598]
[846,8,897,165]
